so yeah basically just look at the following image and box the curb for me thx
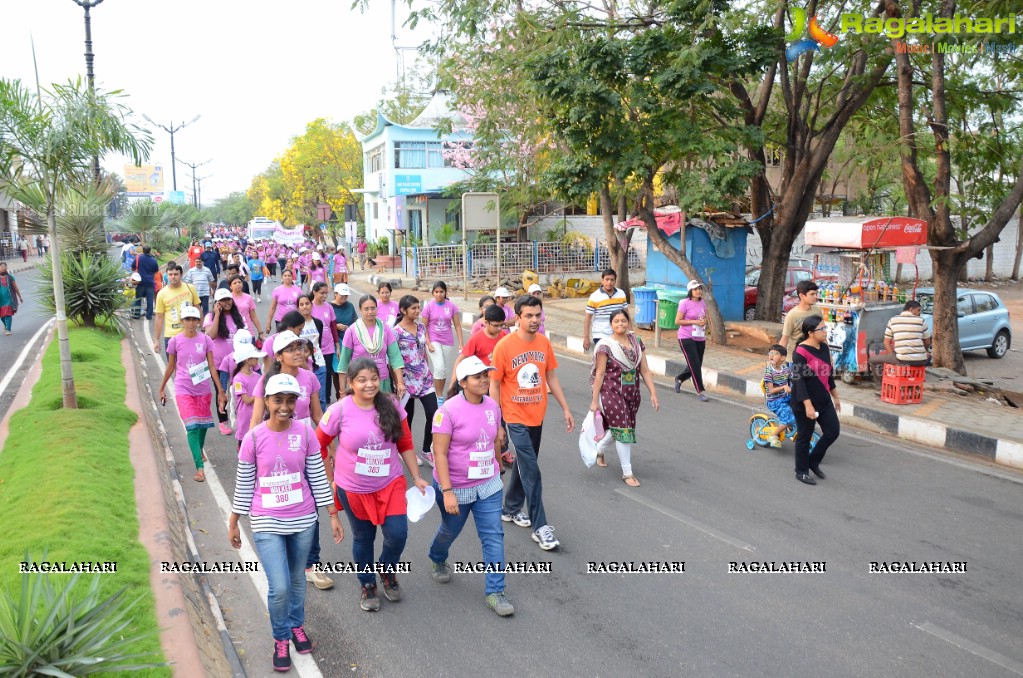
[127,330,248,678]
[451,308,1023,473]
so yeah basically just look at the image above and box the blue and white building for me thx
[357,90,474,253]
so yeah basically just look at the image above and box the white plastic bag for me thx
[579,411,599,468]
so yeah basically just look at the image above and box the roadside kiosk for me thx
[802,216,928,383]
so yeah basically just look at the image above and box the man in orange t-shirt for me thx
[490,294,574,552]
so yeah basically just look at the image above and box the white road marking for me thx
[915,622,1023,675]
[614,488,756,552]
[0,318,54,402]
[144,318,323,678]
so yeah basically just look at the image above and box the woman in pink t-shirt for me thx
[332,249,348,284]
[230,343,266,448]
[229,275,264,339]
[674,280,709,401]
[158,307,227,482]
[421,281,463,403]
[428,356,513,616]
[267,269,302,329]
[376,282,400,326]
[315,358,427,611]
[306,253,327,293]
[228,373,340,672]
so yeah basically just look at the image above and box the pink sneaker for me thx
[219,422,232,436]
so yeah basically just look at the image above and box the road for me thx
[0,267,52,423]
[134,281,1023,678]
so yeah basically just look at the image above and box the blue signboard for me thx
[394,175,422,196]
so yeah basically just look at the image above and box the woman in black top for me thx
[790,315,842,485]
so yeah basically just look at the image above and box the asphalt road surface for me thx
[135,281,1023,678]
[0,267,52,423]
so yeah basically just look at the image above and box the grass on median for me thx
[0,326,169,677]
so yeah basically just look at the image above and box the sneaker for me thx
[768,435,782,448]
[381,573,401,602]
[501,511,531,528]
[218,422,232,436]
[485,591,515,617]
[697,393,710,402]
[305,568,334,590]
[532,524,560,551]
[360,583,380,611]
[431,561,451,583]
[422,450,436,467]
[290,626,312,654]
[416,455,424,466]
[272,639,291,672]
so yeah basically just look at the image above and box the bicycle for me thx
[745,380,820,451]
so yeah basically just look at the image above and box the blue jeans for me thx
[312,364,327,412]
[503,424,547,529]
[429,481,506,594]
[336,486,408,585]
[251,523,316,640]
[134,283,155,320]
[305,518,321,569]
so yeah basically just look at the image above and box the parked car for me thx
[914,287,1011,359]
[745,266,835,321]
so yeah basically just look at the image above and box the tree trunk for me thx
[930,248,965,374]
[599,184,630,298]
[984,244,994,282]
[48,204,79,409]
[638,181,726,344]
[1013,204,1023,280]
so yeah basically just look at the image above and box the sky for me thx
[3,0,432,204]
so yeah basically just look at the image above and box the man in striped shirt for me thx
[880,300,932,366]
[583,268,629,351]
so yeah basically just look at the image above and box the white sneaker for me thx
[532,525,559,550]
[305,568,334,590]
[501,511,531,528]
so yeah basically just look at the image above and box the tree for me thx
[891,0,1023,373]
[353,64,434,136]
[280,118,365,225]
[119,199,163,245]
[0,77,150,409]
[203,191,255,226]
[727,0,893,321]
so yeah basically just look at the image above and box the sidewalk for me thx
[347,268,1023,472]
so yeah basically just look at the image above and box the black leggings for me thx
[793,398,840,475]
[252,278,263,295]
[266,261,277,276]
[405,392,439,454]
[676,338,706,393]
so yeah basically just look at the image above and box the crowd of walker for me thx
[2,227,858,672]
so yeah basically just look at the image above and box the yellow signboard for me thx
[123,164,164,195]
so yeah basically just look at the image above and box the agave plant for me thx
[0,565,165,675]
[38,251,130,332]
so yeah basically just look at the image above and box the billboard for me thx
[123,164,164,196]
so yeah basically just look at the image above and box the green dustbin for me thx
[656,289,686,330]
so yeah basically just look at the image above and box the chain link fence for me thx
[410,240,644,283]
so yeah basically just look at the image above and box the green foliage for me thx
[0,565,165,676]
[203,191,255,226]
[118,200,164,246]
[38,252,129,330]
[353,64,434,135]
[55,179,118,258]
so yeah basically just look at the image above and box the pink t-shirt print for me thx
[238,421,319,518]
[272,285,302,323]
[319,396,407,494]
[169,333,215,397]
[422,299,456,346]
[676,299,708,342]
[431,394,501,488]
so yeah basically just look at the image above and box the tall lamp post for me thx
[177,157,211,207]
[142,114,200,191]
[72,0,105,183]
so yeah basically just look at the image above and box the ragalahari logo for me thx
[786,7,840,61]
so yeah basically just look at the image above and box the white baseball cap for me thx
[181,306,201,320]
[265,373,301,396]
[233,329,254,347]
[273,330,303,354]
[687,279,704,291]
[291,253,299,259]
[233,343,266,363]
[316,244,325,250]
[494,287,511,298]
[333,283,351,296]
[528,283,543,294]
[130,272,141,283]
[312,252,321,261]
[455,356,496,381]
[213,288,232,301]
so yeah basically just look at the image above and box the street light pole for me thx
[142,114,200,191]
[177,157,211,207]
[72,0,105,183]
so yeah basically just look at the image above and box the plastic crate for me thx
[883,364,925,383]
[881,378,923,405]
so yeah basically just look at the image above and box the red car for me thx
[744,267,818,321]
